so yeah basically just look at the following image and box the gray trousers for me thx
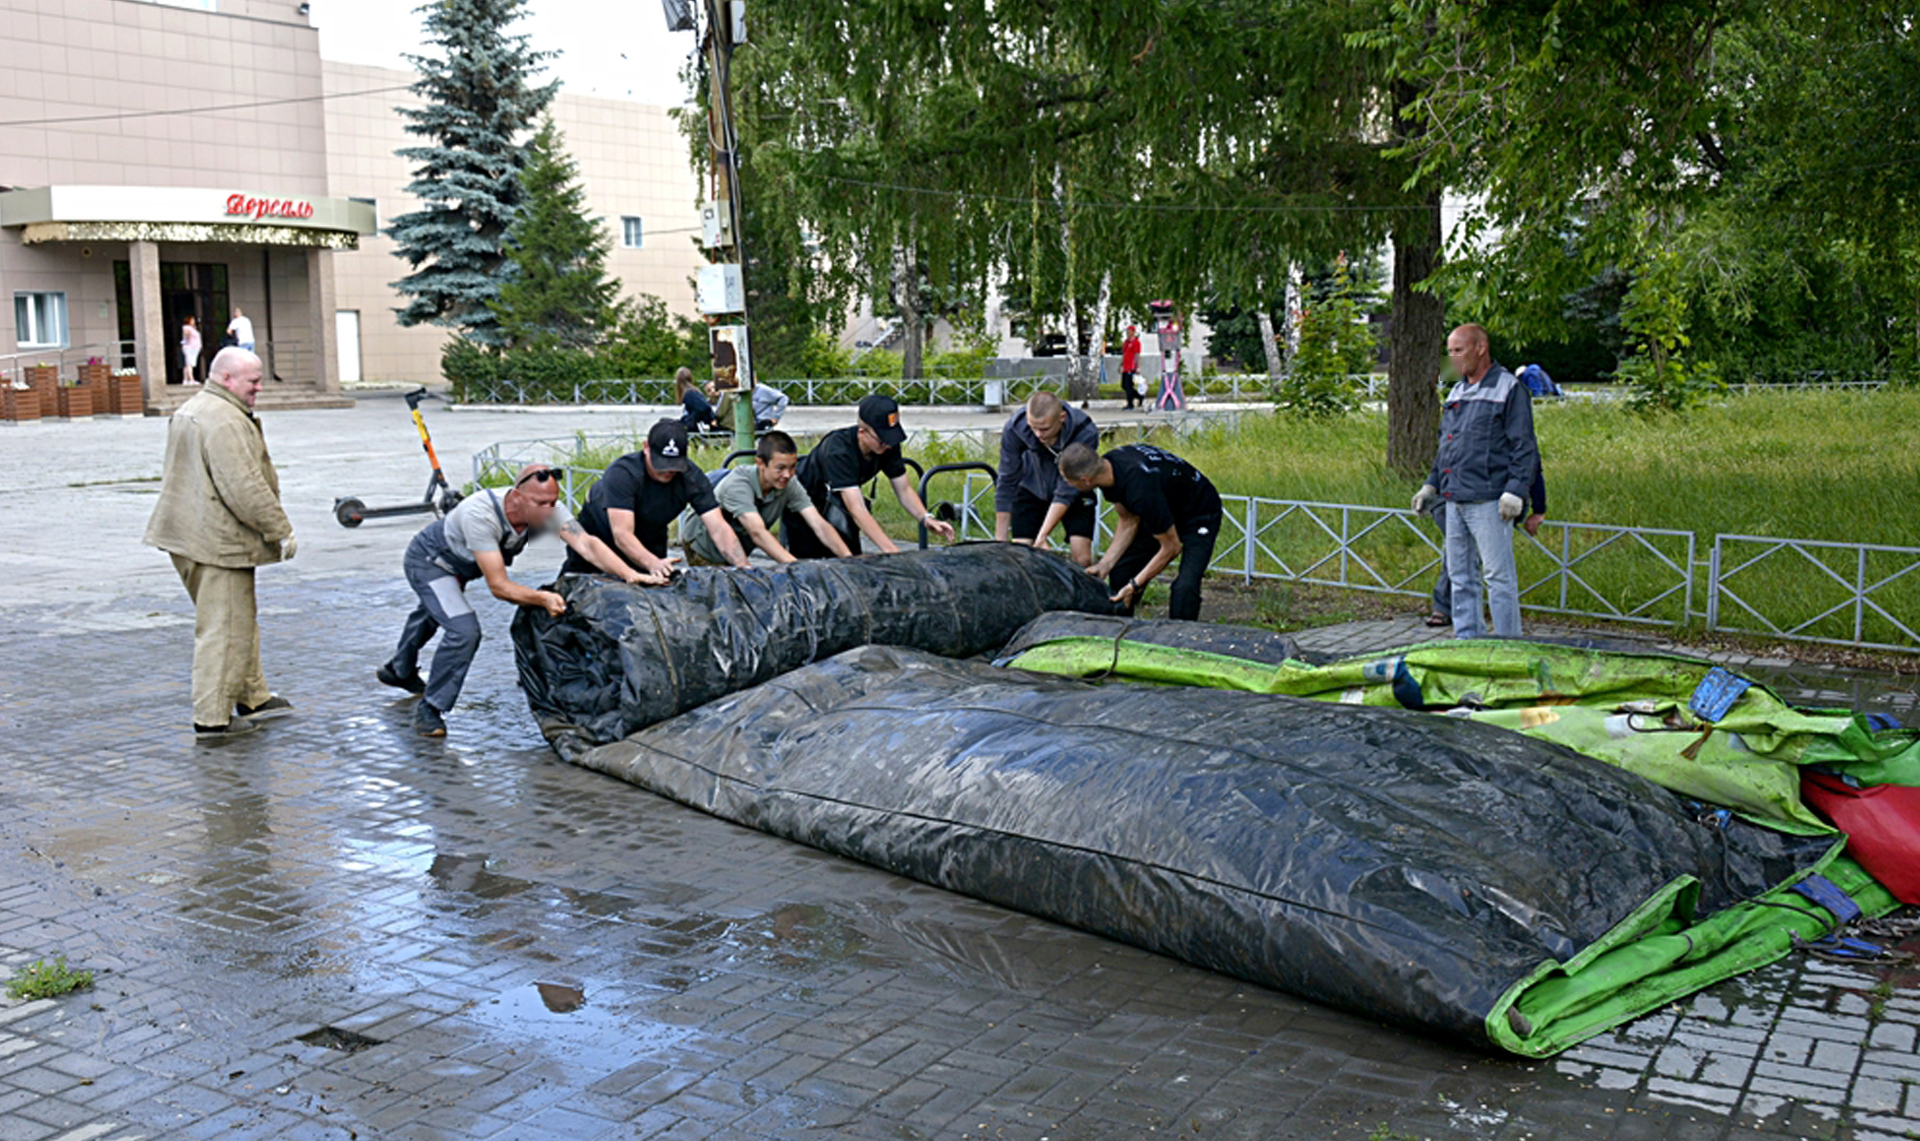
[388,540,483,714]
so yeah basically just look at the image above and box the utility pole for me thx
[667,0,754,452]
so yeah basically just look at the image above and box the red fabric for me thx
[1802,772,1920,904]
[1121,336,1141,371]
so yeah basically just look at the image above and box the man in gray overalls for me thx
[378,462,655,737]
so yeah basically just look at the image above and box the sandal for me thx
[1424,612,1450,628]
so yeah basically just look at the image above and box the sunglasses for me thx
[514,467,564,487]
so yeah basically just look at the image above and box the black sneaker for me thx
[235,694,294,719]
[413,702,447,738]
[377,663,427,695]
[194,719,260,739]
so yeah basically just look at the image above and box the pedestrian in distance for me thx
[226,306,255,353]
[785,394,956,557]
[1412,323,1541,639]
[1120,325,1143,409]
[676,367,719,433]
[711,380,790,431]
[684,431,853,565]
[565,420,751,578]
[994,390,1100,567]
[180,315,202,385]
[379,462,659,738]
[1058,442,1222,620]
[142,347,296,738]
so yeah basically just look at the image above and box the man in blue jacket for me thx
[994,390,1100,566]
[1412,324,1540,638]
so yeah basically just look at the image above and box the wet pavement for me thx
[2,402,1919,1140]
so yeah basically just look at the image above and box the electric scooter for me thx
[333,387,464,527]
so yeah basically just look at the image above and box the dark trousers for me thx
[1108,516,1220,621]
[389,536,483,714]
[785,496,863,558]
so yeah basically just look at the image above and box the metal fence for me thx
[452,371,1349,407]
[471,444,1919,655]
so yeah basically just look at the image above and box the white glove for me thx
[1411,484,1437,514]
[280,533,298,561]
[1498,493,1524,521]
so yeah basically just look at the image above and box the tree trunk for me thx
[1069,273,1111,402]
[893,246,924,380]
[1387,189,1445,480]
[1255,278,1283,384]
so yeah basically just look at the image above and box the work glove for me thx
[1411,484,1438,514]
[1498,492,1524,521]
[280,533,298,561]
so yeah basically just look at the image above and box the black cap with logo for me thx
[647,419,690,472]
[858,394,907,447]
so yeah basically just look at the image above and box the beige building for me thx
[0,0,702,411]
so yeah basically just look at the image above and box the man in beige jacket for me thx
[143,347,297,737]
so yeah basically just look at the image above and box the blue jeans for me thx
[388,535,484,713]
[1444,499,1520,638]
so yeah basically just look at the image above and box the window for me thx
[621,216,644,249]
[14,292,67,350]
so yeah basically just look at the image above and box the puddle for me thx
[535,981,585,1013]
[464,980,691,1058]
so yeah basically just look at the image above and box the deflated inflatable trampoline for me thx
[512,544,1119,752]
[510,565,1903,1056]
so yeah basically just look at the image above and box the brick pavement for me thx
[0,572,1916,1141]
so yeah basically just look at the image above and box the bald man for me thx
[994,390,1101,565]
[1412,324,1540,639]
[144,347,294,737]
[380,462,660,737]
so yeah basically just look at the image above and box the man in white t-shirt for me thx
[379,462,658,737]
[227,307,255,352]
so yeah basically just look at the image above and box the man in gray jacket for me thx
[143,348,295,737]
[1412,324,1540,639]
[994,390,1100,566]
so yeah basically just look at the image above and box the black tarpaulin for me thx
[512,543,1121,754]
[566,645,1834,1048]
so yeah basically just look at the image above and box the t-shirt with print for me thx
[794,425,907,510]
[1101,444,1221,536]
[567,451,719,571]
[682,465,814,563]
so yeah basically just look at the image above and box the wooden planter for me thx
[77,362,110,387]
[55,384,92,419]
[26,365,58,417]
[103,375,143,415]
[1,386,41,422]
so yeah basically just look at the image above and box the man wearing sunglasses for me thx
[564,419,750,576]
[379,462,655,737]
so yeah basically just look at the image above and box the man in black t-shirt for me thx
[563,419,749,575]
[786,394,955,557]
[1058,442,1222,620]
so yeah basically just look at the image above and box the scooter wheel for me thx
[434,489,464,518]
[334,497,367,528]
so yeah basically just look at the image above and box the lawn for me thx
[524,389,1920,649]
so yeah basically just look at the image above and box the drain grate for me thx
[295,1025,385,1054]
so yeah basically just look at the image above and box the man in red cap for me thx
[1120,325,1143,409]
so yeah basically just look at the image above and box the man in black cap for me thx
[564,419,750,576]
[786,394,955,557]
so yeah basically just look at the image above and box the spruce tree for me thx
[492,120,621,350]
[387,0,556,346]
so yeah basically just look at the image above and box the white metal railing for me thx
[471,440,1918,654]
[1707,535,1920,653]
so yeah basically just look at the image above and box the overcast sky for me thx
[310,0,697,107]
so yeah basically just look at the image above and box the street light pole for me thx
[701,0,754,453]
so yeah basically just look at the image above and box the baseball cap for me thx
[647,419,690,472]
[858,394,907,447]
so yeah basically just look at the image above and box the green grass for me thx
[514,390,1920,647]
[5,955,93,1000]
